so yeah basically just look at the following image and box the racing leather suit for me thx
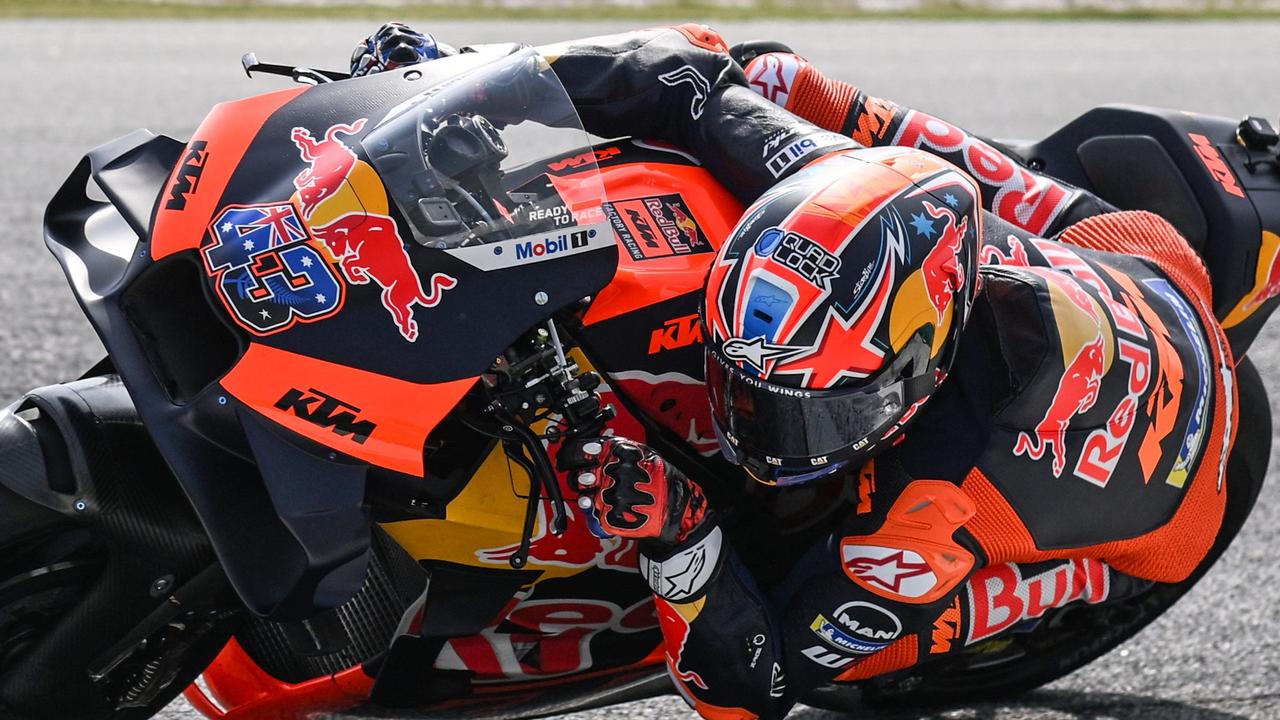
[534,26,1248,719]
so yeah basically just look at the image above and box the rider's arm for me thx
[540,26,855,204]
[739,50,1115,236]
[641,520,790,719]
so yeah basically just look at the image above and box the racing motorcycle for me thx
[1,43,1277,720]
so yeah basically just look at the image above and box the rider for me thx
[354,24,1261,719]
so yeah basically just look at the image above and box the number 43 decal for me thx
[202,203,345,335]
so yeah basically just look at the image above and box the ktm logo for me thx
[547,146,621,173]
[164,140,209,211]
[274,387,376,444]
[649,313,703,354]
[930,597,962,654]
[1188,133,1245,198]
[850,96,897,148]
[626,208,661,249]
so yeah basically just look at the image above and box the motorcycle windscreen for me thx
[363,48,613,258]
[218,49,620,477]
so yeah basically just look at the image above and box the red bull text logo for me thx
[966,558,1110,644]
[1005,243,1165,488]
[894,111,1074,235]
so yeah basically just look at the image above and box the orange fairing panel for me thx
[151,86,308,260]
[220,343,476,476]
[183,638,371,719]
[584,163,743,326]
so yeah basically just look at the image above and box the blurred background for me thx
[2,1,1279,719]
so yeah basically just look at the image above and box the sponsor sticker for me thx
[1144,278,1212,488]
[809,601,902,655]
[841,544,940,600]
[755,227,842,290]
[201,202,345,336]
[966,558,1110,645]
[275,387,377,444]
[640,525,722,602]
[649,313,704,354]
[603,194,713,262]
[444,222,613,271]
[164,140,209,211]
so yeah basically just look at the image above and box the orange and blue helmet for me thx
[703,146,982,485]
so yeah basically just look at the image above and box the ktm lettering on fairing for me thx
[893,111,1075,235]
[275,387,377,444]
[547,146,622,173]
[164,140,209,211]
[1188,133,1246,198]
[650,314,704,354]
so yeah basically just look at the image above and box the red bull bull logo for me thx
[1014,334,1107,476]
[290,119,456,342]
[1012,270,1111,477]
[1223,231,1280,329]
[291,119,367,219]
[476,389,645,572]
[654,597,709,691]
[668,203,701,250]
[919,200,969,326]
[311,213,455,342]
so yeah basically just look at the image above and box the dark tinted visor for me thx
[706,347,933,467]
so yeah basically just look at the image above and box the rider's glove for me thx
[561,437,709,547]
[350,22,448,77]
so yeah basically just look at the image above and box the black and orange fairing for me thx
[44,48,623,618]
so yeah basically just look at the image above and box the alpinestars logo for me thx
[722,336,807,375]
[659,65,712,119]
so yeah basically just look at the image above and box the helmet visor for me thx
[705,345,933,471]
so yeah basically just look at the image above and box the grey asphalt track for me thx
[3,17,1279,720]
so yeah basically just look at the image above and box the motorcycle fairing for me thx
[1013,105,1280,353]
[152,49,618,386]
[43,130,365,618]
[41,51,623,618]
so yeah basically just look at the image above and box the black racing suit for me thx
[536,26,1251,719]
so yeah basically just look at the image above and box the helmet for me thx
[350,22,448,78]
[703,147,982,485]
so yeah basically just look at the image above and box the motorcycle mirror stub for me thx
[1237,115,1279,151]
